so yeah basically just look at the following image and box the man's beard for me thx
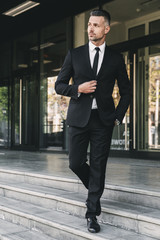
[89,34,105,42]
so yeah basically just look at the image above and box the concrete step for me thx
[0,168,160,210]
[0,195,156,240]
[0,179,160,239]
[0,218,56,240]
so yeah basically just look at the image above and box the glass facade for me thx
[102,0,160,152]
[132,46,160,151]
[0,0,159,157]
[128,24,145,40]
[39,18,72,149]
[11,32,39,148]
[0,42,11,147]
[0,17,72,150]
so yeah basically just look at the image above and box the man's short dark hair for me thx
[90,9,111,26]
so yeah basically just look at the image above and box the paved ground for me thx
[0,150,160,192]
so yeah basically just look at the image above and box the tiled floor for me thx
[0,150,160,192]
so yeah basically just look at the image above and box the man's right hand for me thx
[78,80,97,94]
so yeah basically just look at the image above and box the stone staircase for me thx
[0,168,159,240]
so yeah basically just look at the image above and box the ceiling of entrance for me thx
[0,0,159,42]
[0,0,111,41]
[104,0,160,22]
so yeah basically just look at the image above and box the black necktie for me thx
[93,47,100,78]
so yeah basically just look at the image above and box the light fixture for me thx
[136,8,141,12]
[52,68,61,72]
[33,60,52,64]
[3,1,40,17]
[110,21,120,27]
[30,42,55,51]
[18,64,28,68]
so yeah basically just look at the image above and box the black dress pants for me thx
[69,110,114,218]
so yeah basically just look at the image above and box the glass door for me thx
[131,44,160,151]
[13,77,22,145]
[148,52,160,149]
[131,48,148,150]
[111,53,131,151]
[111,43,160,152]
[12,72,38,149]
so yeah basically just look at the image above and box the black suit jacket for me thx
[55,43,131,127]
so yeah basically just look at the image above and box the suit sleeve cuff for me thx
[115,119,121,125]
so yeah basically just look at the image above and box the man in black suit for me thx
[55,9,131,233]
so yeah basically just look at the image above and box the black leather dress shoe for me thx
[87,217,100,233]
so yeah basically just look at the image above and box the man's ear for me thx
[105,25,110,34]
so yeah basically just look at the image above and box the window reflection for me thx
[148,55,160,149]
[39,18,72,149]
[47,76,69,134]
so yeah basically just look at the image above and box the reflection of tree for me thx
[0,87,8,121]
[47,77,70,133]
[112,80,130,116]
[57,96,69,120]
[112,80,120,108]
[148,56,160,148]
[48,77,69,120]
[149,57,160,108]
[0,87,8,140]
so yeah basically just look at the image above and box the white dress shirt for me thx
[89,41,106,109]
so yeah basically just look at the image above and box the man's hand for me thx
[78,80,97,94]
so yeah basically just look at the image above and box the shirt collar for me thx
[89,41,106,53]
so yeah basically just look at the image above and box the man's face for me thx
[87,16,110,45]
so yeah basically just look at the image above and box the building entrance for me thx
[11,70,38,149]
[111,42,160,152]
[133,46,160,150]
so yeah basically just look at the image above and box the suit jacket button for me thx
[90,94,93,98]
